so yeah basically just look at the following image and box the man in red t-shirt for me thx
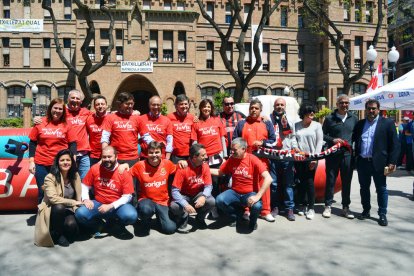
[211,138,272,232]
[170,143,215,231]
[130,141,177,235]
[167,94,194,163]
[86,95,108,166]
[75,146,137,236]
[139,96,173,160]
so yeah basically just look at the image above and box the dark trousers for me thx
[170,192,215,221]
[50,204,79,240]
[295,161,317,209]
[405,143,413,170]
[137,199,176,234]
[356,158,388,215]
[170,155,188,164]
[34,164,51,204]
[89,157,101,167]
[324,153,353,208]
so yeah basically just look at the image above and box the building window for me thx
[225,87,235,97]
[100,46,110,61]
[177,1,185,11]
[354,36,363,69]
[366,1,373,23]
[319,42,324,71]
[44,0,51,19]
[298,45,304,72]
[23,38,30,67]
[163,31,173,62]
[150,30,158,62]
[244,4,250,23]
[403,47,413,63]
[100,29,110,40]
[23,0,30,19]
[43,38,51,67]
[244,43,251,70]
[280,44,287,71]
[225,3,232,24]
[35,86,52,117]
[64,0,72,20]
[7,86,24,118]
[63,38,71,62]
[178,31,186,62]
[116,29,123,40]
[87,46,95,61]
[262,43,269,71]
[271,88,284,96]
[116,46,123,61]
[226,42,233,65]
[206,2,214,19]
[355,0,361,22]
[281,7,288,27]
[143,0,151,10]
[295,89,310,104]
[3,0,10,18]
[57,86,73,103]
[206,41,214,69]
[201,87,219,101]
[343,2,350,21]
[352,83,366,95]
[164,0,172,10]
[249,88,266,99]
[2,37,10,67]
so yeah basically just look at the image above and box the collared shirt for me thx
[360,115,379,158]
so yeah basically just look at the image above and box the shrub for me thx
[0,118,24,128]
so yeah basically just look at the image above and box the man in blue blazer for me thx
[352,99,400,226]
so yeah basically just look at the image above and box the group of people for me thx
[31,89,399,247]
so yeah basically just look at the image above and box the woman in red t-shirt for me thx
[191,99,227,217]
[29,98,77,204]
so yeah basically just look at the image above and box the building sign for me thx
[121,61,153,73]
[0,19,43,32]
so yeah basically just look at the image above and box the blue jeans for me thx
[77,154,90,180]
[270,160,295,210]
[34,164,51,204]
[216,190,262,226]
[137,199,176,235]
[357,158,388,215]
[75,201,137,232]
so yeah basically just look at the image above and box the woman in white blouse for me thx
[294,104,323,220]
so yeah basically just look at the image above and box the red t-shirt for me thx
[66,107,92,152]
[172,161,212,197]
[86,113,107,159]
[130,159,176,206]
[139,114,173,158]
[191,116,225,156]
[29,118,76,166]
[240,117,271,153]
[82,163,135,204]
[102,112,141,160]
[219,153,266,194]
[167,112,194,157]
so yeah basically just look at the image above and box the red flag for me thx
[366,62,383,93]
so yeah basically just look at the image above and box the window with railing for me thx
[2,37,10,67]
[262,43,269,71]
[100,46,110,61]
[87,46,95,61]
[163,31,173,62]
[149,31,158,62]
[280,44,287,71]
[206,41,214,69]
[43,0,51,19]
[43,38,51,67]
[178,31,186,62]
[7,86,25,118]
[116,46,123,61]
[64,0,72,20]
[354,36,363,68]
[23,38,30,67]
[244,43,251,70]
[201,87,219,101]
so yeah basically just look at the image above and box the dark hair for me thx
[46,98,66,124]
[116,92,134,105]
[298,103,316,119]
[199,98,216,118]
[148,141,164,151]
[189,143,205,158]
[365,99,380,109]
[175,94,189,105]
[50,149,77,185]
[93,95,107,104]
[249,98,263,110]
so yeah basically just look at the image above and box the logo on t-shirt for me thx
[114,121,133,130]
[147,124,163,133]
[98,177,119,192]
[188,176,204,185]
[144,179,166,188]
[160,168,167,176]
[175,123,191,132]
[233,167,251,178]
[200,126,218,136]
[42,128,65,138]
[89,124,102,133]
[70,117,86,126]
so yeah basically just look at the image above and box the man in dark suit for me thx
[352,99,399,226]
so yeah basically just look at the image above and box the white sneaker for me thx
[305,209,315,220]
[260,213,275,222]
[242,211,250,221]
[342,207,355,219]
[322,206,331,218]
[297,206,306,216]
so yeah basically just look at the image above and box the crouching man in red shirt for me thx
[170,143,215,232]
[211,138,272,233]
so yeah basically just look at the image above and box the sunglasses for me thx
[338,101,350,105]
[224,102,235,106]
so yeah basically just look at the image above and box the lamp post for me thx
[32,84,38,117]
[388,46,400,81]
[284,85,291,96]
[366,45,378,75]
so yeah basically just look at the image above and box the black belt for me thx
[360,156,373,162]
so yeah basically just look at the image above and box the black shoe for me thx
[195,217,208,230]
[378,214,388,226]
[357,210,371,220]
[57,235,70,247]
[246,222,258,233]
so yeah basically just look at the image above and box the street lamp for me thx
[32,84,38,117]
[284,86,291,96]
[388,46,400,81]
[366,45,378,74]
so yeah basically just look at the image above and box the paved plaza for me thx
[1,171,413,276]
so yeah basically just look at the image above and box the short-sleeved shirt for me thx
[130,159,176,206]
[167,112,194,157]
[86,113,107,159]
[172,161,212,197]
[29,118,76,166]
[66,107,92,152]
[83,163,134,204]
[139,114,173,158]
[102,112,141,160]
[219,153,266,194]
[191,116,225,156]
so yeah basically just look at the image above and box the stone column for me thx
[0,85,7,118]
[21,98,33,129]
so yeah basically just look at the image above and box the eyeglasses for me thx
[366,107,378,111]
[224,102,235,106]
[338,101,350,105]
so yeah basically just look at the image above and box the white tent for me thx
[349,69,414,110]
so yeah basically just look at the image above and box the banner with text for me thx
[121,61,153,73]
[0,19,43,32]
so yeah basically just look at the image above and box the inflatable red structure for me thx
[0,128,341,211]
